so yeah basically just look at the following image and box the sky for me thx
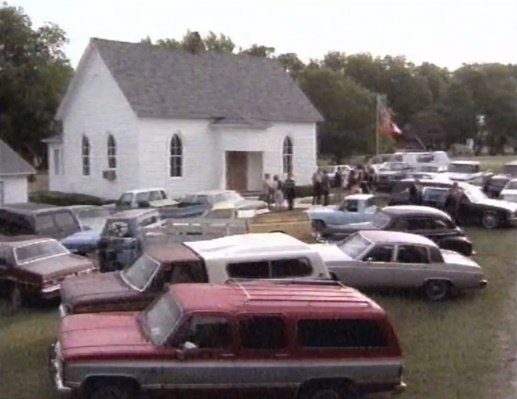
[8,0,517,70]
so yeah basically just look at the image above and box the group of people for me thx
[262,173,296,211]
[311,164,376,205]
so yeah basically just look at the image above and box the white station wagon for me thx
[314,230,487,301]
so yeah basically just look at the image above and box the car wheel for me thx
[89,381,137,399]
[312,220,326,231]
[424,280,450,301]
[481,212,499,229]
[9,285,23,308]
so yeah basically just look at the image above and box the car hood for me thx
[60,313,157,361]
[309,243,352,262]
[61,230,101,246]
[443,172,480,181]
[17,254,95,279]
[60,272,136,308]
[440,249,481,269]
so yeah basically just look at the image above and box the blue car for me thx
[305,194,378,230]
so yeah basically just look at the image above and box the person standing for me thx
[283,173,296,211]
[321,172,330,206]
[445,182,463,224]
[273,175,284,210]
[312,168,322,205]
[262,173,273,209]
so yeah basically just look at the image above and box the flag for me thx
[377,94,403,137]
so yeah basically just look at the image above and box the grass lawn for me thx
[1,227,516,399]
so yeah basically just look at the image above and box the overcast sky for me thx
[9,0,517,70]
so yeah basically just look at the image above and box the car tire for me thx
[89,381,137,399]
[9,284,23,308]
[481,212,499,229]
[424,280,450,301]
[312,220,326,231]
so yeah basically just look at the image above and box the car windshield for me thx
[338,234,371,259]
[448,163,478,173]
[15,240,69,264]
[103,220,132,237]
[121,255,160,290]
[505,181,517,190]
[372,211,392,228]
[503,165,517,176]
[143,293,182,345]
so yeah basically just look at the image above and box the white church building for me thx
[46,38,322,200]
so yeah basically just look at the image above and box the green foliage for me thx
[204,31,235,53]
[0,3,72,166]
[29,190,106,206]
[240,44,275,58]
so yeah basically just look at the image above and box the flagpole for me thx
[375,94,380,157]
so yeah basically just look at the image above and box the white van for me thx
[390,151,450,171]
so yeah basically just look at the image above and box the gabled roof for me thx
[84,38,322,124]
[0,139,35,176]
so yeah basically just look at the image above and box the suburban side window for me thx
[271,258,312,278]
[396,245,430,264]
[54,212,79,231]
[169,263,198,284]
[429,247,444,263]
[35,214,56,234]
[298,319,388,348]
[176,316,232,349]
[428,218,449,230]
[240,317,286,350]
[391,218,408,230]
[363,245,394,263]
[227,261,269,279]
[136,192,150,204]
[406,218,427,231]
[150,191,164,201]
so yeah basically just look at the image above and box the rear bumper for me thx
[48,343,72,399]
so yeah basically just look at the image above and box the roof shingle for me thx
[92,38,323,123]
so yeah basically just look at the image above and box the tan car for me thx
[314,230,487,301]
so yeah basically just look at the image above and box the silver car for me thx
[313,230,487,301]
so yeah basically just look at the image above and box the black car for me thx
[388,178,454,206]
[0,204,82,240]
[320,205,473,256]
[390,181,517,229]
[484,161,517,198]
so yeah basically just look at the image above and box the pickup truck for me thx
[305,194,378,231]
[59,232,330,315]
[144,203,313,244]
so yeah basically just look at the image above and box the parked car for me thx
[0,238,96,307]
[483,160,517,198]
[500,178,517,202]
[146,202,313,244]
[50,281,406,399]
[305,193,378,231]
[443,160,493,186]
[177,190,268,213]
[374,162,413,192]
[319,205,474,256]
[0,204,82,240]
[98,209,164,272]
[115,188,178,210]
[319,230,487,300]
[388,177,454,206]
[390,151,450,171]
[60,232,331,316]
[320,164,352,187]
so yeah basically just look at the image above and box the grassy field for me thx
[0,227,516,399]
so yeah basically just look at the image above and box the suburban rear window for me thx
[271,259,313,278]
[298,319,388,348]
[54,211,79,231]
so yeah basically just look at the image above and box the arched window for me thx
[170,135,183,177]
[82,136,90,176]
[282,137,293,175]
[107,134,116,169]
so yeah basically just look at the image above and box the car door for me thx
[340,245,396,288]
[161,314,236,396]
[392,244,432,287]
[335,199,358,224]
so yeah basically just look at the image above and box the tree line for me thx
[2,3,517,166]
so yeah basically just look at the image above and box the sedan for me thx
[315,230,486,301]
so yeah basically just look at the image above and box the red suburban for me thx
[50,281,405,399]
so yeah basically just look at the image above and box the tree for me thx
[204,31,235,53]
[0,3,72,166]
[240,44,275,58]
[276,53,304,79]
[181,30,206,54]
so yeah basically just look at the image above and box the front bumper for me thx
[48,343,72,399]
[392,380,407,395]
